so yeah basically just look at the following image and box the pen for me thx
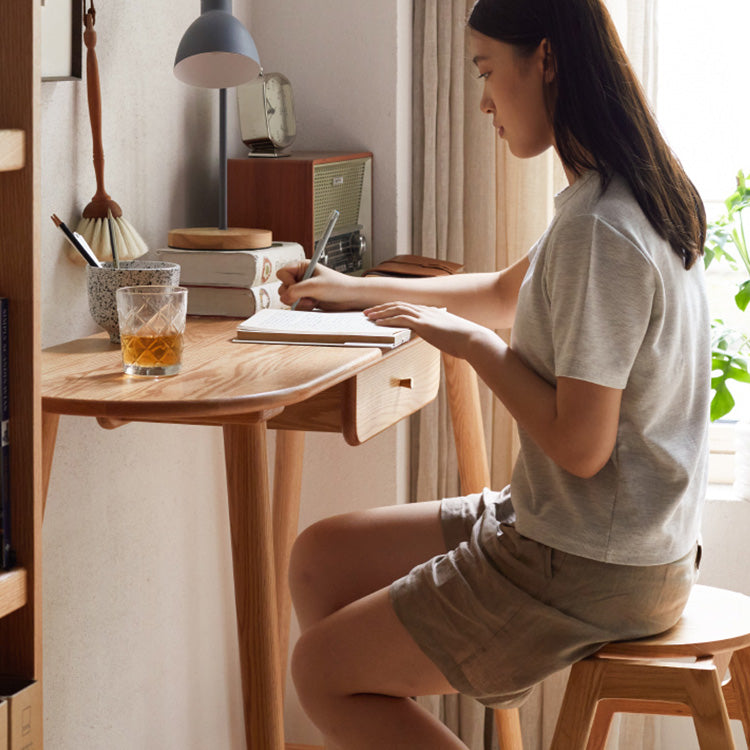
[291,209,340,310]
[51,214,102,267]
[107,208,120,269]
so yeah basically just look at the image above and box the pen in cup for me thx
[291,209,340,311]
[107,208,120,269]
[51,214,102,267]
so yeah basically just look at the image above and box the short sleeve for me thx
[544,214,656,389]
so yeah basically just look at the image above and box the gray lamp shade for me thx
[174,0,260,88]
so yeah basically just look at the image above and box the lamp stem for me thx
[201,0,232,13]
[219,87,227,231]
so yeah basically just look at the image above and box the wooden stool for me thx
[551,584,750,749]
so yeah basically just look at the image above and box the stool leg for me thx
[687,664,736,750]
[724,646,750,747]
[551,660,606,750]
[604,659,734,750]
[493,708,524,750]
[553,657,737,750]
[585,701,616,750]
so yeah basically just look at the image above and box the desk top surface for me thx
[41,317,393,422]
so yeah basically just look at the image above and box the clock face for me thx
[263,74,296,149]
[237,72,297,153]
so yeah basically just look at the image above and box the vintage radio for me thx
[227,152,373,275]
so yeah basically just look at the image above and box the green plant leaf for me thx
[737,280,750,312]
[705,169,750,420]
[711,382,736,422]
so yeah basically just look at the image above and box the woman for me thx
[279,0,709,747]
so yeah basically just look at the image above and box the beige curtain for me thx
[410,1,659,748]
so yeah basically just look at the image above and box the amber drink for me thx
[116,286,188,376]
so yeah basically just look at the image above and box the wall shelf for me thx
[0,568,27,619]
[0,130,25,172]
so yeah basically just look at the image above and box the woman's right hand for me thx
[277,261,363,311]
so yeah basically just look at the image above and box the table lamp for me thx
[171,0,272,251]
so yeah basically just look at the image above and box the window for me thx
[655,0,750,488]
[656,0,750,217]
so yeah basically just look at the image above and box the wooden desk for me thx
[41,317,441,750]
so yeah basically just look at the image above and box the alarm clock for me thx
[237,71,296,156]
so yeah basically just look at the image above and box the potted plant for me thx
[705,170,750,498]
[705,169,750,422]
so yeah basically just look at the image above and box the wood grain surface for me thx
[42,317,390,421]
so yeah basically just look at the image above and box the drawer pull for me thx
[393,377,413,389]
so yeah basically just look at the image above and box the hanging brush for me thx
[73,0,148,265]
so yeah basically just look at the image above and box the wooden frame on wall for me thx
[41,0,82,81]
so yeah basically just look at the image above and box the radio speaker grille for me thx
[313,158,367,237]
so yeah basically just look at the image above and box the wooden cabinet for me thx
[0,0,43,722]
[227,151,373,267]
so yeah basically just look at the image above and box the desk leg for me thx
[42,412,60,520]
[442,354,524,750]
[272,429,305,686]
[442,353,491,493]
[223,423,284,750]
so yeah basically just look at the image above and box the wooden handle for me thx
[82,9,121,218]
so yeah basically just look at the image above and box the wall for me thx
[40,1,412,748]
[250,0,413,262]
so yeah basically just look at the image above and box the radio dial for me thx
[356,234,367,260]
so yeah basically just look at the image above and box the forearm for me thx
[356,272,514,329]
[466,329,557,452]
[280,255,529,329]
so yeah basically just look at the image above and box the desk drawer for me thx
[269,338,440,444]
[342,338,440,445]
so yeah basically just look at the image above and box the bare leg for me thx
[292,587,467,749]
[289,501,467,748]
[289,500,447,632]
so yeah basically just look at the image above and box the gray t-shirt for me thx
[510,170,710,565]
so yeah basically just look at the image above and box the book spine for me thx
[248,245,305,286]
[248,281,284,314]
[0,299,11,570]
[184,280,286,318]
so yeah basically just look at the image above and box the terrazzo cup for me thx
[87,261,181,343]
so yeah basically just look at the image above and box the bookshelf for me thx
[0,0,43,715]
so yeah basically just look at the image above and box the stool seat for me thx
[551,584,750,750]
[599,584,750,659]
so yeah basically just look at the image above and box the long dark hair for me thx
[468,0,705,269]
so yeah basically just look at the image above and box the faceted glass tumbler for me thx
[115,286,188,377]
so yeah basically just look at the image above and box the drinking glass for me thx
[115,286,188,376]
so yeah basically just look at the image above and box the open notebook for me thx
[234,309,412,348]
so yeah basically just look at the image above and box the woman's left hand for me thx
[364,302,494,360]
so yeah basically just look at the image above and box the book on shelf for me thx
[155,241,305,287]
[234,308,412,349]
[186,280,285,318]
[0,298,12,570]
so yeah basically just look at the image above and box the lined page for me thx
[238,309,410,337]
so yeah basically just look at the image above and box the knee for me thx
[290,625,335,717]
[288,515,346,608]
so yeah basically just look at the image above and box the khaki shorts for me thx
[389,487,700,708]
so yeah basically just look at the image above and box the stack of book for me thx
[155,241,305,318]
